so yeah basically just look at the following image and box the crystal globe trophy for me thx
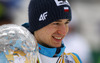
[0,24,38,63]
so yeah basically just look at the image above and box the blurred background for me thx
[0,0,100,63]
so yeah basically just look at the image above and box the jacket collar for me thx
[38,43,66,57]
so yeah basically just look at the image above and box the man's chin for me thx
[54,44,62,48]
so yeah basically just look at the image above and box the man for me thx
[0,0,82,63]
[22,0,82,63]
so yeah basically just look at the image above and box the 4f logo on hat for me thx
[54,0,70,6]
[39,11,48,21]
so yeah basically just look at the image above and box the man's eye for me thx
[65,22,69,24]
[53,23,60,25]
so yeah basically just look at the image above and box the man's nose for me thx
[57,25,68,35]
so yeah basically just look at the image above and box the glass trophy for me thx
[0,24,38,63]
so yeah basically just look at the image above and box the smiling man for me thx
[34,19,69,48]
[22,0,82,63]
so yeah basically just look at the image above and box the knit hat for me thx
[29,0,72,33]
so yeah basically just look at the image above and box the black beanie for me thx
[29,0,72,33]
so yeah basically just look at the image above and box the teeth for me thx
[54,37,62,39]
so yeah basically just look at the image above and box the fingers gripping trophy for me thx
[0,24,38,63]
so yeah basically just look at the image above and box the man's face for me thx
[34,19,69,48]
